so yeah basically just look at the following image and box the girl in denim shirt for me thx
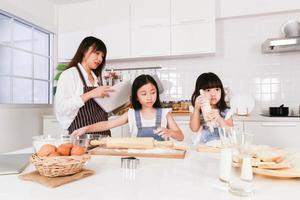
[189,72,233,144]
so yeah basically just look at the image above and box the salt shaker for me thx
[219,148,232,182]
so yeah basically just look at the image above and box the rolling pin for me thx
[90,137,174,149]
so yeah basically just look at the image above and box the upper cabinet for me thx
[171,0,216,55]
[58,31,92,61]
[130,0,215,58]
[57,0,215,61]
[130,0,170,58]
[95,0,130,60]
[57,0,130,61]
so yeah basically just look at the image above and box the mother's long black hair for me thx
[191,72,228,112]
[66,36,107,82]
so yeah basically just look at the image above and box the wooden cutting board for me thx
[197,145,220,153]
[89,147,186,159]
[253,167,300,178]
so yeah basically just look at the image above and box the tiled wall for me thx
[107,11,300,114]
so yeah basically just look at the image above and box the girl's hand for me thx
[194,95,202,110]
[154,127,172,140]
[89,86,114,98]
[71,127,88,137]
[208,109,221,121]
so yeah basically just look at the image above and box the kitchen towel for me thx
[18,169,94,188]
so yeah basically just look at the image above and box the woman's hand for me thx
[154,127,172,140]
[71,127,88,137]
[89,86,114,98]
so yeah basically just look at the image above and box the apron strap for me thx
[134,110,142,129]
[155,108,162,128]
[135,108,162,129]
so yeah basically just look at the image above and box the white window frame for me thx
[0,11,53,106]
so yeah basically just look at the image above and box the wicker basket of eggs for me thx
[31,142,90,177]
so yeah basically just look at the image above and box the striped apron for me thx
[67,65,111,137]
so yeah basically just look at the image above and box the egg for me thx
[64,143,73,149]
[71,145,86,156]
[57,144,72,156]
[37,144,57,157]
[48,151,61,157]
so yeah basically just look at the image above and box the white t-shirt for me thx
[127,108,172,137]
[54,63,100,130]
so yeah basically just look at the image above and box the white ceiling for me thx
[47,0,94,5]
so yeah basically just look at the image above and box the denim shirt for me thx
[199,109,230,144]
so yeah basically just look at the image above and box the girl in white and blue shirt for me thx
[189,72,233,144]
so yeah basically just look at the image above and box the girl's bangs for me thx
[202,80,222,89]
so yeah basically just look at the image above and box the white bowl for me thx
[32,135,70,152]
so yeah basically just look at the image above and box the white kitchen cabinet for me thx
[174,119,194,144]
[110,124,130,138]
[130,0,171,57]
[171,0,214,22]
[95,23,130,60]
[244,121,300,148]
[58,0,130,60]
[58,30,93,61]
[94,0,130,60]
[57,0,215,60]
[171,0,215,55]
[233,120,244,131]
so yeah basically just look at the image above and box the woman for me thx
[55,36,113,137]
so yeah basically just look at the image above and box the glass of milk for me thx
[228,131,254,196]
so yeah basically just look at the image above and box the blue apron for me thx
[200,109,229,143]
[134,109,164,141]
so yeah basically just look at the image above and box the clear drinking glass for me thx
[228,132,254,196]
[218,127,236,182]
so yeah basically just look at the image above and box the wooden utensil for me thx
[90,137,174,149]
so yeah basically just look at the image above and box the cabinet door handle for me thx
[139,24,164,28]
[134,53,169,57]
[261,123,297,127]
[178,19,207,25]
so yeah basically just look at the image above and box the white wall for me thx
[0,106,53,153]
[0,0,57,153]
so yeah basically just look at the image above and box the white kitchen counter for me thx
[172,113,300,122]
[0,150,299,200]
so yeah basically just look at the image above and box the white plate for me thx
[230,93,255,115]
[94,80,131,112]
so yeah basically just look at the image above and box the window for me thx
[0,12,52,104]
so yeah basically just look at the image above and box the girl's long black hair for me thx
[191,72,228,112]
[131,74,162,110]
[66,36,107,83]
